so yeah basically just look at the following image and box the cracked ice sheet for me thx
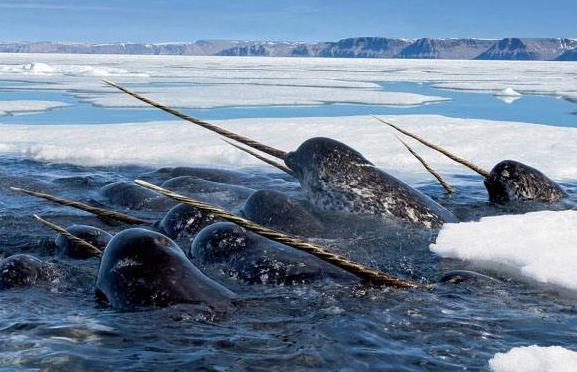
[0,54,576,107]
[1,114,577,184]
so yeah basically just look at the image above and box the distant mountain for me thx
[317,37,411,58]
[0,40,243,55]
[476,38,577,60]
[1,38,577,61]
[397,38,494,59]
[216,41,306,57]
[556,47,577,61]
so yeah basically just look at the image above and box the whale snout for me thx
[284,151,300,174]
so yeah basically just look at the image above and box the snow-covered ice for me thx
[21,62,55,74]
[80,85,447,109]
[0,54,576,108]
[1,114,577,183]
[495,87,522,97]
[0,100,70,116]
[0,61,148,77]
[489,346,577,372]
[494,87,522,104]
[431,211,577,292]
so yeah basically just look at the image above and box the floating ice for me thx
[0,62,148,77]
[431,211,577,291]
[0,54,575,105]
[1,114,577,184]
[21,62,55,74]
[495,88,522,104]
[495,87,522,97]
[0,100,70,116]
[80,84,448,109]
[489,346,577,372]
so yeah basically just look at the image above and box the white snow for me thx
[1,114,577,184]
[495,87,522,97]
[0,54,575,108]
[431,211,577,292]
[0,54,575,183]
[0,62,148,77]
[21,62,55,74]
[494,88,522,104]
[489,346,577,372]
[80,85,447,109]
[0,100,70,116]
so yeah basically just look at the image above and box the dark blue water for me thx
[1,156,576,370]
[2,77,577,370]
[1,80,576,127]
[1,155,577,370]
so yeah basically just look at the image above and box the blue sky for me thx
[1,0,576,42]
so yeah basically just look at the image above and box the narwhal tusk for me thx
[135,179,423,289]
[11,187,151,225]
[394,135,455,194]
[222,139,295,177]
[102,79,288,160]
[33,214,102,257]
[373,116,491,178]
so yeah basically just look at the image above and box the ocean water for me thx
[1,55,577,370]
[1,80,576,127]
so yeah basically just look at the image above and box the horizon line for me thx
[3,36,577,45]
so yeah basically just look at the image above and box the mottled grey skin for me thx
[155,203,218,240]
[484,160,567,204]
[241,190,324,236]
[284,137,457,229]
[189,222,357,285]
[0,254,44,290]
[55,224,113,259]
[439,270,499,285]
[99,181,175,211]
[161,176,254,208]
[95,228,235,311]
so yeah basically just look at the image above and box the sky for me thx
[1,0,576,43]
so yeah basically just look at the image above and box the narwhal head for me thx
[484,160,566,204]
[285,137,373,184]
[374,117,566,205]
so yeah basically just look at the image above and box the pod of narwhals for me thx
[4,81,570,313]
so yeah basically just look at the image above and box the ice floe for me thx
[21,62,55,74]
[0,61,148,78]
[495,87,522,104]
[431,211,577,292]
[1,114,577,184]
[79,84,448,109]
[489,345,577,372]
[0,100,70,116]
[0,54,575,106]
[495,87,522,97]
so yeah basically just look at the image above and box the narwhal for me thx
[374,117,567,204]
[32,213,237,310]
[103,81,457,229]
